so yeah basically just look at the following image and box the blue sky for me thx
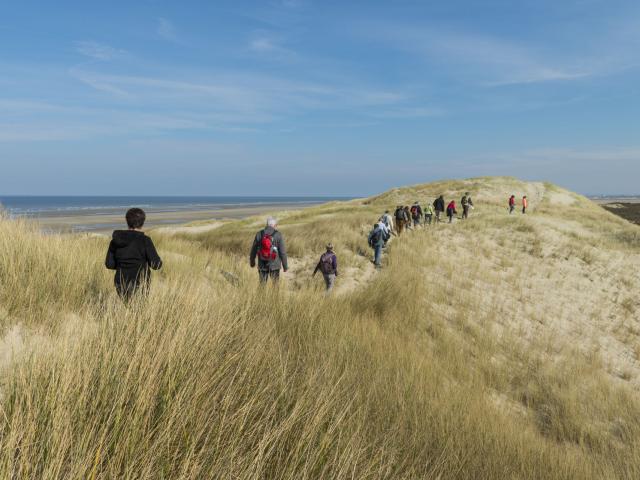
[1,0,639,196]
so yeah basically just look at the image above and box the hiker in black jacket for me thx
[250,217,288,283]
[433,196,445,223]
[105,208,162,300]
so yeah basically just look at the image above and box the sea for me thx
[0,196,350,232]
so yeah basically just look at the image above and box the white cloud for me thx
[157,17,177,41]
[75,41,127,61]
[365,24,596,87]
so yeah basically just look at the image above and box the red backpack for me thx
[258,232,277,261]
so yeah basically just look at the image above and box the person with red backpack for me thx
[509,195,516,214]
[250,217,288,283]
[313,243,338,292]
[446,200,457,223]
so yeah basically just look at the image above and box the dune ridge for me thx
[0,176,639,478]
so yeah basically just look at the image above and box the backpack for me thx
[395,208,404,221]
[410,205,418,218]
[320,252,335,274]
[369,228,382,247]
[258,231,277,261]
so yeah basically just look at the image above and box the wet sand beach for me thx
[34,202,325,234]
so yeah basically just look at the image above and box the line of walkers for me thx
[105,191,528,299]
[367,192,475,269]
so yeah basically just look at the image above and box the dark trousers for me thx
[374,244,383,267]
[462,205,469,219]
[259,269,280,283]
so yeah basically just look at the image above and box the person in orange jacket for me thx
[522,195,528,214]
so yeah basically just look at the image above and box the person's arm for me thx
[278,233,288,271]
[313,259,321,276]
[105,240,117,270]
[333,254,338,276]
[145,236,163,270]
[250,232,259,268]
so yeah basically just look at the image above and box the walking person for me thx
[461,192,474,219]
[368,223,385,269]
[395,206,406,235]
[313,243,338,293]
[105,208,163,301]
[410,202,423,228]
[446,200,457,223]
[433,195,445,223]
[381,210,394,233]
[377,217,392,247]
[522,195,528,214]
[424,202,434,225]
[404,206,413,230]
[509,195,516,214]
[250,217,288,283]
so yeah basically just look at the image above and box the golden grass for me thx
[0,177,639,478]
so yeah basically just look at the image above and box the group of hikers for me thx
[366,192,474,269]
[105,209,336,298]
[510,195,529,214]
[105,191,530,299]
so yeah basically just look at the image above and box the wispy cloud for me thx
[69,69,406,114]
[157,17,177,41]
[74,41,127,61]
[371,26,591,87]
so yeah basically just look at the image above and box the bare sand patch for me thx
[154,221,224,236]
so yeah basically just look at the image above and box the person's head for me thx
[523,195,527,198]
[385,210,389,214]
[266,217,277,228]
[326,243,333,252]
[465,192,470,196]
[126,208,146,230]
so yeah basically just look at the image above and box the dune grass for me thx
[0,177,639,478]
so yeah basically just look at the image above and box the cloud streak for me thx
[74,41,128,61]
[370,26,592,87]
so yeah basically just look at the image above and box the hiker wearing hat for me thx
[461,192,474,219]
[313,243,338,292]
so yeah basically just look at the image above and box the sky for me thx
[1,0,639,196]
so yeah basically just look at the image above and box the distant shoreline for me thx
[7,200,340,234]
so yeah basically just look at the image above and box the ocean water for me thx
[0,196,350,232]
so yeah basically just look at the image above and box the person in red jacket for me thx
[522,195,528,214]
[509,195,516,214]
[446,200,457,223]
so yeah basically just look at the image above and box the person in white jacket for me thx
[380,210,394,232]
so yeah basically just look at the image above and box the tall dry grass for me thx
[0,177,639,478]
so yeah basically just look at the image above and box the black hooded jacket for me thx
[105,230,162,287]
